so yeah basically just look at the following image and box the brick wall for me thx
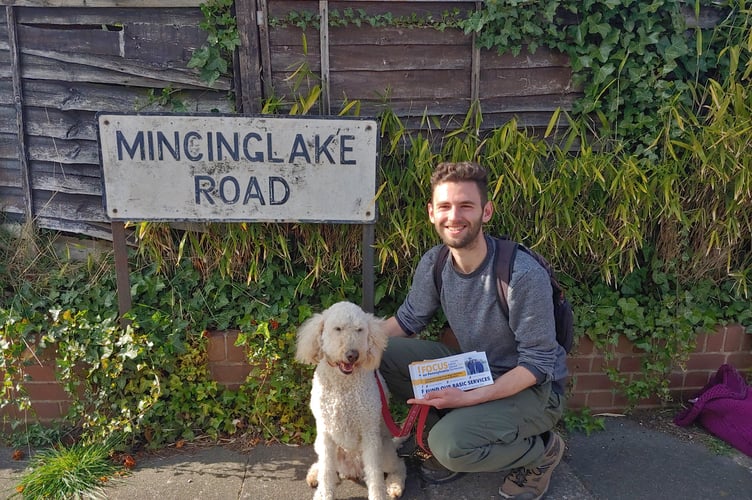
[3,325,750,426]
[566,324,752,412]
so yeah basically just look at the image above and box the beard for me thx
[435,218,484,249]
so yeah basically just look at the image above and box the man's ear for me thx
[427,201,435,223]
[482,200,494,222]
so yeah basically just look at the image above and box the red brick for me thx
[572,373,614,391]
[573,336,594,355]
[566,356,592,374]
[703,331,725,353]
[684,353,729,371]
[682,370,713,389]
[206,331,226,362]
[741,329,752,351]
[618,355,643,374]
[30,401,66,421]
[725,352,752,369]
[591,356,609,372]
[0,404,25,420]
[566,392,588,410]
[225,343,247,363]
[723,324,744,352]
[585,391,617,411]
[22,364,58,381]
[209,364,251,388]
[611,392,631,410]
[616,335,637,354]
[639,394,664,407]
[24,382,70,402]
[667,371,684,388]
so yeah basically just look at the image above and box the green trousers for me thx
[380,336,565,473]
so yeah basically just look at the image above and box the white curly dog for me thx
[296,301,406,500]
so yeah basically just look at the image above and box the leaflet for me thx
[408,351,494,399]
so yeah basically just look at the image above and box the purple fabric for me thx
[674,364,752,457]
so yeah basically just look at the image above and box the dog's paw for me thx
[306,463,319,488]
[386,482,404,498]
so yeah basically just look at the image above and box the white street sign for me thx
[97,113,379,223]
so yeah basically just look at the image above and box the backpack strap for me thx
[432,244,451,294]
[493,237,518,319]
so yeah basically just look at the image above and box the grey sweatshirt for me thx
[395,235,569,389]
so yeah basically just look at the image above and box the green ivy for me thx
[188,0,239,86]
[463,0,738,155]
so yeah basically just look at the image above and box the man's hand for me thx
[407,387,468,409]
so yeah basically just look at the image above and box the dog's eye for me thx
[334,326,343,332]
[356,327,363,333]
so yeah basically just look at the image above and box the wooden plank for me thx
[480,111,571,129]
[19,80,232,113]
[480,93,581,113]
[0,105,13,132]
[122,21,206,65]
[0,164,21,188]
[34,216,114,241]
[479,67,575,97]
[271,24,469,47]
[330,69,470,99]
[3,2,204,7]
[481,46,570,70]
[269,1,475,20]
[0,49,10,78]
[15,6,203,25]
[26,136,99,164]
[19,49,232,90]
[7,4,33,220]
[0,133,18,159]
[31,159,101,179]
[0,186,23,212]
[259,0,273,98]
[32,191,106,221]
[235,0,263,113]
[17,23,122,57]
[31,168,102,196]
[21,107,97,140]
[328,44,470,71]
[319,0,330,113]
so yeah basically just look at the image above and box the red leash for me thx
[375,372,430,453]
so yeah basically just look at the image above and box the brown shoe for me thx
[499,431,565,500]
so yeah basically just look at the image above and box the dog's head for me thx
[295,301,388,374]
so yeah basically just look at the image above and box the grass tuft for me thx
[15,439,123,499]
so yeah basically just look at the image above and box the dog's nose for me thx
[345,349,359,363]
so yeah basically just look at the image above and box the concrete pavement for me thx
[2,416,751,499]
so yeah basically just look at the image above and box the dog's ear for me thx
[363,314,389,370]
[295,312,325,365]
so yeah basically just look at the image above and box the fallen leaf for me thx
[11,449,24,461]
[123,454,136,469]
[176,439,185,449]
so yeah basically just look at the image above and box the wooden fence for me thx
[1,0,580,239]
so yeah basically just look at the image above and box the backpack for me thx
[432,236,574,353]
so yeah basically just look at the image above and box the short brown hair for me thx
[430,161,489,205]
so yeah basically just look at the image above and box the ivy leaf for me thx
[593,63,616,85]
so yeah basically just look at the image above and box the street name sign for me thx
[97,113,379,223]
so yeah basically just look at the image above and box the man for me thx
[380,161,568,500]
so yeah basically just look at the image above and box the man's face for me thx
[428,181,493,249]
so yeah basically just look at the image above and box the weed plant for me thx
[14,438,123,499]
